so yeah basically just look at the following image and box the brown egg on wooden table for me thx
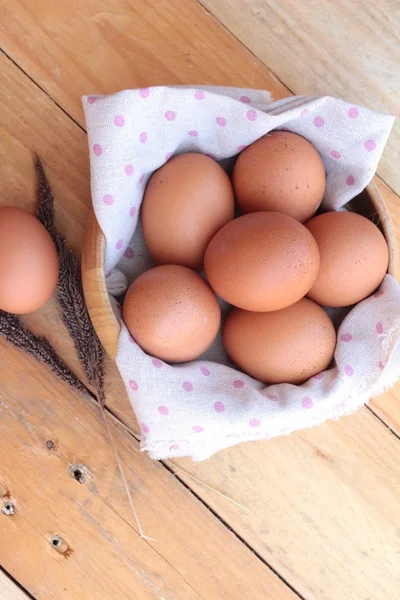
[232,131,326,222]
[142,152,234,271]
[223,298,336,385]
[305,211,389,307]
[0,207,59,314]
[204,211,320,312]
[123,265,221,362]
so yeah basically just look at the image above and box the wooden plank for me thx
[0,0,287,128]
[370,382,400,436]
[0,570,32,600]
[171,410,400,600]
[0,340,295,600]
[200,0,400,196]
[1,7,400,600]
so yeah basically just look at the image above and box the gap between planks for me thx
[99,402,306,600]
[0,567,36,600]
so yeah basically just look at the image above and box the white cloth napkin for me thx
[83,87,398,460]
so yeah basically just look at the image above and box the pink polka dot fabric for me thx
[83,87,399,461]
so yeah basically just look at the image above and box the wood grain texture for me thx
[171,409,400,600]
[82,213,121,359]
[0,341,295,600]
[105,376,400,599]
[0,3,400,600]
[370,381,400,436]
[200,0,400,195]
[0,571,31,600]
[0,0,287,128]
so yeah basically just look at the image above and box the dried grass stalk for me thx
[35,156,105,404]
[0,310,87,395]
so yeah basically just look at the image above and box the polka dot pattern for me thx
[165,110,176,121]
[302,397,313,409]
[365,139,376,151]
[313,116,325,128]
[233,379,244,389]
[313,373,324,380]
[86,86,395,460]
[103,194,114,206]
[348,107,359,118]
[114,115,125,127]
[341,333,352,342]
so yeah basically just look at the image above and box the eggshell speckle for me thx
[123,265,221,362]
[223,298,336,384]
[305,211,389,307]
[0,207,59,314]
[204,212,320,312]
[232,132,326,222]
[142,153,234,270]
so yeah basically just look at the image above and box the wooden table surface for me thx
[0,2,399,599]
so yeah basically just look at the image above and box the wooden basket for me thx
[82,179,398,360]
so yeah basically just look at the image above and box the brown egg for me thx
[204,212,320,312]
[305,211,389,307]
[123,265,221,362]
[142,153,234,270]
[0,207,59,314]
[232,132,326,222]
[223,298,336,384]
